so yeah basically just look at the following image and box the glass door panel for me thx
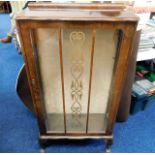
[33,28,119,134]
[62,29,92,133]
[88,29,119,133]
[35,29,65,133]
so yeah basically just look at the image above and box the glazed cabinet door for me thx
[30,27,120,134]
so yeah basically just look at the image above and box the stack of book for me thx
[138,26,155,53]
[130,79,155,114]
[135,79,155,96]
[147,19,155,28]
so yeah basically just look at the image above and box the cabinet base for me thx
[39,134,113,152]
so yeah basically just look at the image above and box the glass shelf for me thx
[46,113,107,134]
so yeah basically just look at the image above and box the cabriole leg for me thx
[39,138,47,153]
[105,138,113,153]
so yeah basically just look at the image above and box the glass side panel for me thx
[88,29,119,133]
[35,29,64,133]
[62,29,92,133]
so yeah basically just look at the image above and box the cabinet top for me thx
[16,2,139,22]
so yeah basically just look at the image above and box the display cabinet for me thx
[16,2,138,152]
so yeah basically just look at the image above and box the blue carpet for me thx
[0,14,155,153]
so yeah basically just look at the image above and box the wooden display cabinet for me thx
[16,2,138,152]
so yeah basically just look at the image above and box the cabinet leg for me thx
[105,138,113,153]
[39,139,47,153]
[40,148,45,153]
